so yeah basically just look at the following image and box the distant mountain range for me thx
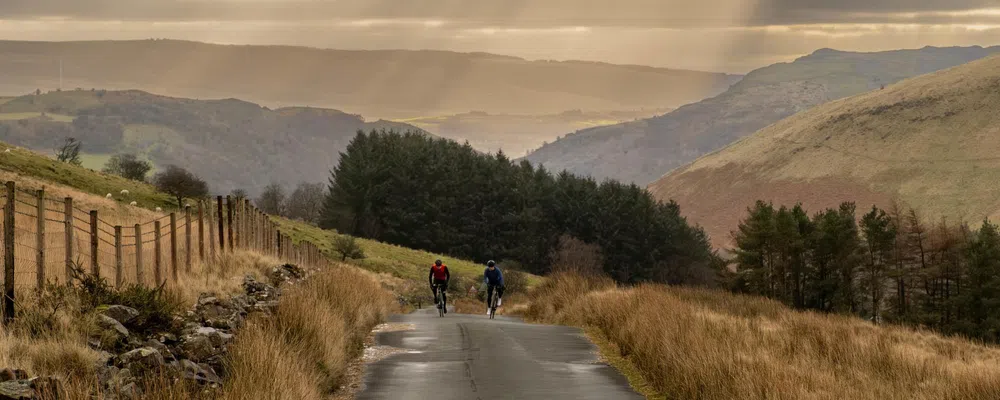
[0,89,417,195]
[0,39,739,119]
[650,53,1000,248]
[524,46,1000,185]
[398,108,672,158]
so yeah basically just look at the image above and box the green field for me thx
[272,216,541,286]
[0,142,175,209]
[79,153,113,171]
[0,112,74,122]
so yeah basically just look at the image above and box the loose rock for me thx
[0,370,27,383]
[101,305,140,325]
[0,380,34,400]
[118,348,165,373]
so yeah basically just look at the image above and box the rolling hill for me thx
[649,54,1000,248]
[398,108,672,157]
[0,39,738,119]
[0,89,417,195]
[524,46,1000,185]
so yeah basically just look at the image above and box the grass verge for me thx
[525,272,1000,400]
[222,264,395,399]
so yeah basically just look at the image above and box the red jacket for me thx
[429,264,450,283]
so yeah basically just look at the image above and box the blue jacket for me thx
[484,266,504,286]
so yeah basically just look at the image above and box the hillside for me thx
[0,39,738,119]
[524,46,1000,185]
[0,89,417,195]
[649,54,1000,248]
[398,108,671,157]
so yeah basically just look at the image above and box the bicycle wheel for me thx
[438,286,445,317]
[489,290,496,319]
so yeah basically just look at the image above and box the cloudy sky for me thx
[2,0,1000,72]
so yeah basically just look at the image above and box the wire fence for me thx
[0,181,327,324]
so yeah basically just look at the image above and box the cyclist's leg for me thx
[440,282,448,310]
[486,284,495,314]
[496,285,505,305]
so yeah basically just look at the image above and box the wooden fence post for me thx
[154,220,162,285]
[276,230,282,259]
[170,213,178,282]
[208,202,216,264]
[135,224,144,286]
[237,199,243,250]
[185,206,192,272]
[63,198,73,285]
[89,210,98,277]
[4,181,16,326]
[114,226,123,289]
[242,200,249,250]
[226,196,234,252]
[35,189,45,292]
[245,200,252,250]
[216,196,224,252]
[198,201,205,263]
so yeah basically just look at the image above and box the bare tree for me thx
[255,182,285,215]
[230,189,249,202]
[152,165,209,208]
[285,182,325,224]
[549,234,604,275]
[56,138,82,166]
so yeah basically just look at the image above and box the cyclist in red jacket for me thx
[429,259,450,313]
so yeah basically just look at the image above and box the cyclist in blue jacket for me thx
[483,260,504,315]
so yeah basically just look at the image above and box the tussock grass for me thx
[222,264,394,399]
[527,273,1000,400]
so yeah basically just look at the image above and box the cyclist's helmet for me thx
[435,259,443,266]
[487,260,496,268]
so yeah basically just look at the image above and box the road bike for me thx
[433,283,447,317]
[487,285,499,319]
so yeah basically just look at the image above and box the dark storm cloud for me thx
[1,0,998,27]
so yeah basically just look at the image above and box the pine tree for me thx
[733,201,778,296]
[860,206,896,323]
[956,220,1000,341]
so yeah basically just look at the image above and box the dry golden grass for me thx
[527,273,1000,400]
[0,250,314,399]
[222,264,394,400]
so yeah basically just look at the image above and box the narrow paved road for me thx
[356,307,643,400]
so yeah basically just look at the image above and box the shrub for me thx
[333,235,365,261]
[70,267,184,336]
[549,235,604,275]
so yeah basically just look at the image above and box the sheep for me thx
[155,207,162,212]
[3,149,9,153]
[129,201,137,207]
[120,189,130,196]
[106,193,113,199]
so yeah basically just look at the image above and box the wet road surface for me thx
[356,306,643,400]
